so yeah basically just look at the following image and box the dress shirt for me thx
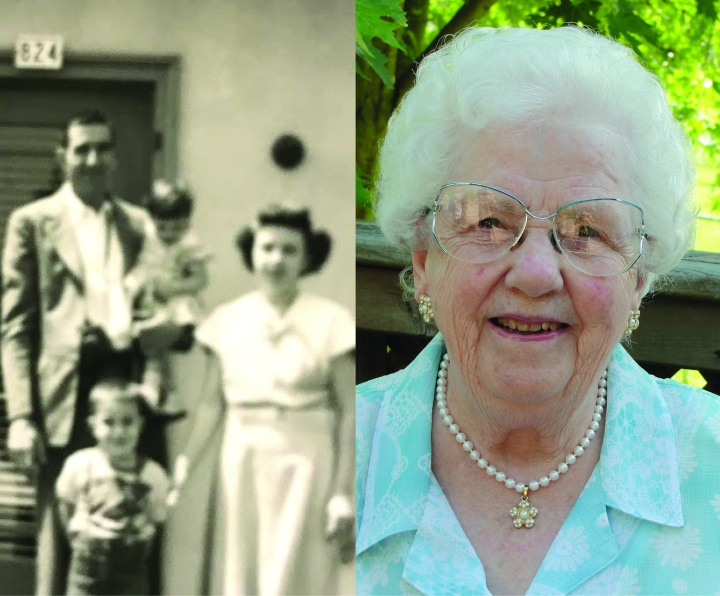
[61,183,132,349]
[356,334,720,594]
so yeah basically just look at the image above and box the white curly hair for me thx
[375,26,696,288]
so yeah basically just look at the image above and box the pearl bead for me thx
[434,355,607,505]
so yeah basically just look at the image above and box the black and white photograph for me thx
[0,1,355,594]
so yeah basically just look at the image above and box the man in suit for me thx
[1,109,159,595]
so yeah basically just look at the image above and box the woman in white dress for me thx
[171,203,355,595]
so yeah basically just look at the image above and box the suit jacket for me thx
[1,185,153,447]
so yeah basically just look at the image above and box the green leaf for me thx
[356,0,407,49]
[356,34,396,87]
[356,0,408,88]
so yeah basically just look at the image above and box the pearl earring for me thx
[418,293,434,323]
[623,309,640,337]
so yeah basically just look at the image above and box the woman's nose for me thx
[504,228,564,297]
[266,250,283,265]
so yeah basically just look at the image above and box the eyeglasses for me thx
[430,183,647,277]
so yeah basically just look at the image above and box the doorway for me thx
[0,55,179,595]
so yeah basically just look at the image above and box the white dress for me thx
[195,291,355,596]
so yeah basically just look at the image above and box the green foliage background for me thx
[356,0,720,252]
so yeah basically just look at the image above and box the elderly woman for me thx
[169,203,355,595]
[356,26,720,594]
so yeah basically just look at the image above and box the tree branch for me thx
[394,0,500,103]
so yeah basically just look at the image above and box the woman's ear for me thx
[412,250,429,301]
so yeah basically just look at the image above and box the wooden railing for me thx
[357,220,720,394]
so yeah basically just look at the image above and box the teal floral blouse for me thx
[356,335,720,594]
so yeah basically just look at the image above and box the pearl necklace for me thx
[435,352,607,529]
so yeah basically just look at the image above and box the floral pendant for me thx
[511,487,538,529]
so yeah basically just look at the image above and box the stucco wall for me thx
[0,0,356,313]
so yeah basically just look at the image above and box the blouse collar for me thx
[357,335,684,554]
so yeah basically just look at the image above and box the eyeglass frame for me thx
[429,182,648,277]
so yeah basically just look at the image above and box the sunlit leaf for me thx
[357,0,407,49]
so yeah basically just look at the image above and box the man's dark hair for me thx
[60,109,116,147]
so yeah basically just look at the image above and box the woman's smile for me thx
[489,315,569,340]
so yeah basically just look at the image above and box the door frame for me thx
[0,51,180,181]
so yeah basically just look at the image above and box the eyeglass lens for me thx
[433,184,644,276]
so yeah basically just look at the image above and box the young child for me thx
[55,379,171,595]
[144,179,210,339]
[133,179,211,410]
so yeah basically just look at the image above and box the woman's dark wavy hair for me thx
[236,203,331,276]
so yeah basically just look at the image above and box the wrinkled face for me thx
[89,398,144,463]
[59,123,116,207]
[252,226,307,292]
[413,123,645,404]
[154,217,190,246]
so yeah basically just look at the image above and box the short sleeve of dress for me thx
[325,302,355,359]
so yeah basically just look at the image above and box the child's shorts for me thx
[66,535,152,595]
